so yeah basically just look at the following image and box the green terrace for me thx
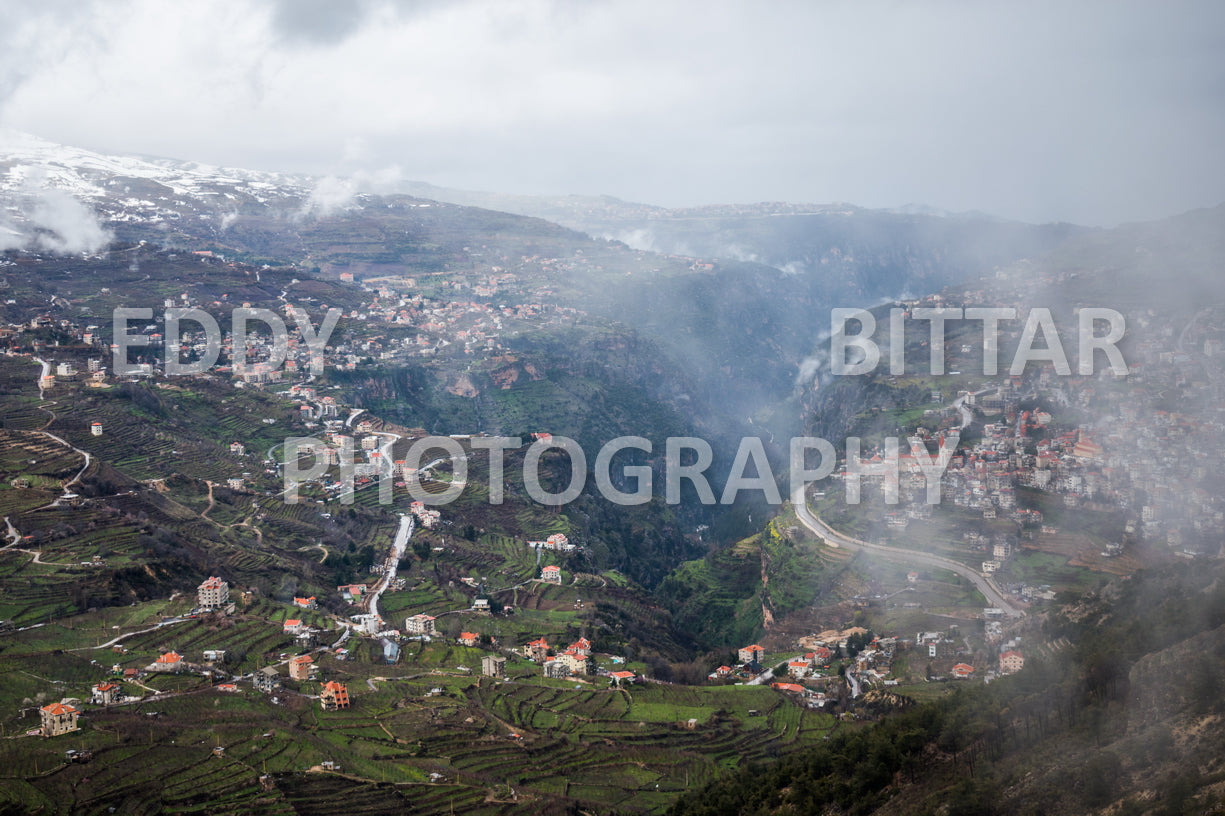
[0,633,844,814]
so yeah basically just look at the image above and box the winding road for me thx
[3,517,19,547]
[790,484,1024,617]
[34,357,50,399]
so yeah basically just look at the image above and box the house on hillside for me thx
[293,596,317,610]
[738,644,765,665]
[197,577,229,609]
[337,584,367,602]
[283,619,304,635]
[405,614,437,635]
[320,681,349,711]
[458,632,479,647]
[40,703,79,737]
[952,663,976,679]
[91,682,122,706]
[555,649,592,676]
[526,637,551,663]
[609,671,636,687]
[542,661,570,679]
[152,651,185,673]
[810,646,833,664]
[541,565,562,584]
[999,650,1024,675]
[288,655,315,681]
[382,640,400,664]
[482,655,506,678]
[254,666,280,693]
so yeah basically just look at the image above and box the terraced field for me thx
[0,351,841,814]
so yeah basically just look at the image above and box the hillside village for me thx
[0,239,1219,813]
[0,260,1162,712]
[821,285,1225,611]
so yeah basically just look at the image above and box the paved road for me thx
[367,515,414,623]
[951,386,994,431]
[790,484,1024,617]
[66,617,188,651]
[847,669,862,699]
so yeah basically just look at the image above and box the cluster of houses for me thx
[527,533,575,553]
[875,288,1225,563]
[523,636,595,678]
[24,289,348,383]
[350,263,591,361]
[34,674,142,736]
[408,500,442,528]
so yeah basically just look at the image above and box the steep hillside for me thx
[670,560,1225,816]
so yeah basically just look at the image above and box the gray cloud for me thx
[268,0,456,47]
[0,0,1222,226]
[269,0,380,46]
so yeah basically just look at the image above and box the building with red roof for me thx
[91,682,122,706]
[40,703,79,736]
[320,681,349,710]
[526,637,551,662]
[952,663,976,678]
[999,650,1024,675]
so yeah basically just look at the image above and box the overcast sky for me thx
[1,0,1222,226]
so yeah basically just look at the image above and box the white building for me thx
[405,614,437,635]
[197,576,229,609]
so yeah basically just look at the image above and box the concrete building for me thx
[254,666,280,693]
[738,644,765,664]
[542,660,570,679]
[405,614,437,635]
[320,681,349,711]
[482,655,506,678]
[999,650,1025,675]
[288,655,315,681]
[197,577,229,609]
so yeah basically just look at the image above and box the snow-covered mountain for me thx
[0,130,310,207]
[0,131,320,253]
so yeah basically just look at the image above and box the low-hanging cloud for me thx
[0,170,112,255]
[27,188,112,254]
[297,165,404,219]
[2,2,1224,226]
